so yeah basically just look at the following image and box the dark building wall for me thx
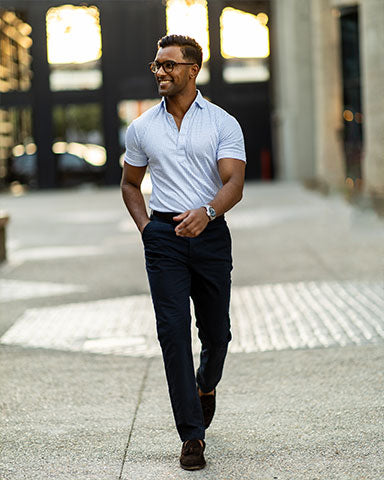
[1,0,273,188]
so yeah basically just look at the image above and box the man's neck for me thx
[165,89,198,119]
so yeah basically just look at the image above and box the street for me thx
[1,182,383,479]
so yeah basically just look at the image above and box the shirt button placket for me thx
[178,114,190,160]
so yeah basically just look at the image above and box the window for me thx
[46,5,102,91]
[4,107,35,187]
[220,8,270,83]
[0,10,32,93]
[53,103,105,186]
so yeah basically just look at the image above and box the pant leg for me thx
[190,218,233,394]
[142,219,205,441]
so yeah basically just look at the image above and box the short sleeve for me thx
[216,114,246,163]
[124,122,148,167]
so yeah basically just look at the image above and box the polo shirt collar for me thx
[194,90,206,109]
[161,89,206,111]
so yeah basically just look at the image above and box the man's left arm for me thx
[174,157,245,237]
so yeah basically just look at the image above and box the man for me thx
[121,34,246,470]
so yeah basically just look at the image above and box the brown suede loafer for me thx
[200,389,216,429]
[180,439,206,470]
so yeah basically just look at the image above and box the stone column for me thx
[272,0,316,181]
[311,0,345,189]
[359,0,384,202]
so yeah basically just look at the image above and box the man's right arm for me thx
[120,162,150,234]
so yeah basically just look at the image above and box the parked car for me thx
[9,145,105,187]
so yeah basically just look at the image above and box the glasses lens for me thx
[163,61,175,73]
[149,61,177,74]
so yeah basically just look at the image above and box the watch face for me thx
[208,206,216,218]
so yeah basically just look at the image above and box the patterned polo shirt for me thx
[124,90,246,212]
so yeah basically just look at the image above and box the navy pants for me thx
[142,214,232,441]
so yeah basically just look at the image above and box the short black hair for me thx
[157,34,203,68]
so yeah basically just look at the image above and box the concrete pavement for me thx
[0,182,383,479]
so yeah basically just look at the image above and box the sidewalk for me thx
[0,182,383,479]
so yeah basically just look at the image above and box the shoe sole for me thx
[180,462,206,471]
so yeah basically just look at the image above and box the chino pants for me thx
[142,214,233,441]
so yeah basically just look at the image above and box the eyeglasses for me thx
[148,60,195,74]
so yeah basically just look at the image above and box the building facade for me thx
[1,0,383,214]
[272,0,384,212]
[0,0,273,189]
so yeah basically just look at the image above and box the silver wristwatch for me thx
[203,204,216,221]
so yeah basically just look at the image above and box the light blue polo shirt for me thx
[124,90,246,212]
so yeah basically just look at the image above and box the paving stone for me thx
[1,280,382,356]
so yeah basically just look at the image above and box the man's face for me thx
[154,45,194,97]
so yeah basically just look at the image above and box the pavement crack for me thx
[118,356,153,480]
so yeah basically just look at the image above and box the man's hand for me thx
[173,208,209,238]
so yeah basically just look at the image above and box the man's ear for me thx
[190,64,200,79]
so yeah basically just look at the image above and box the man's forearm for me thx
[121,183,150,233]
[209,179,243,217]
